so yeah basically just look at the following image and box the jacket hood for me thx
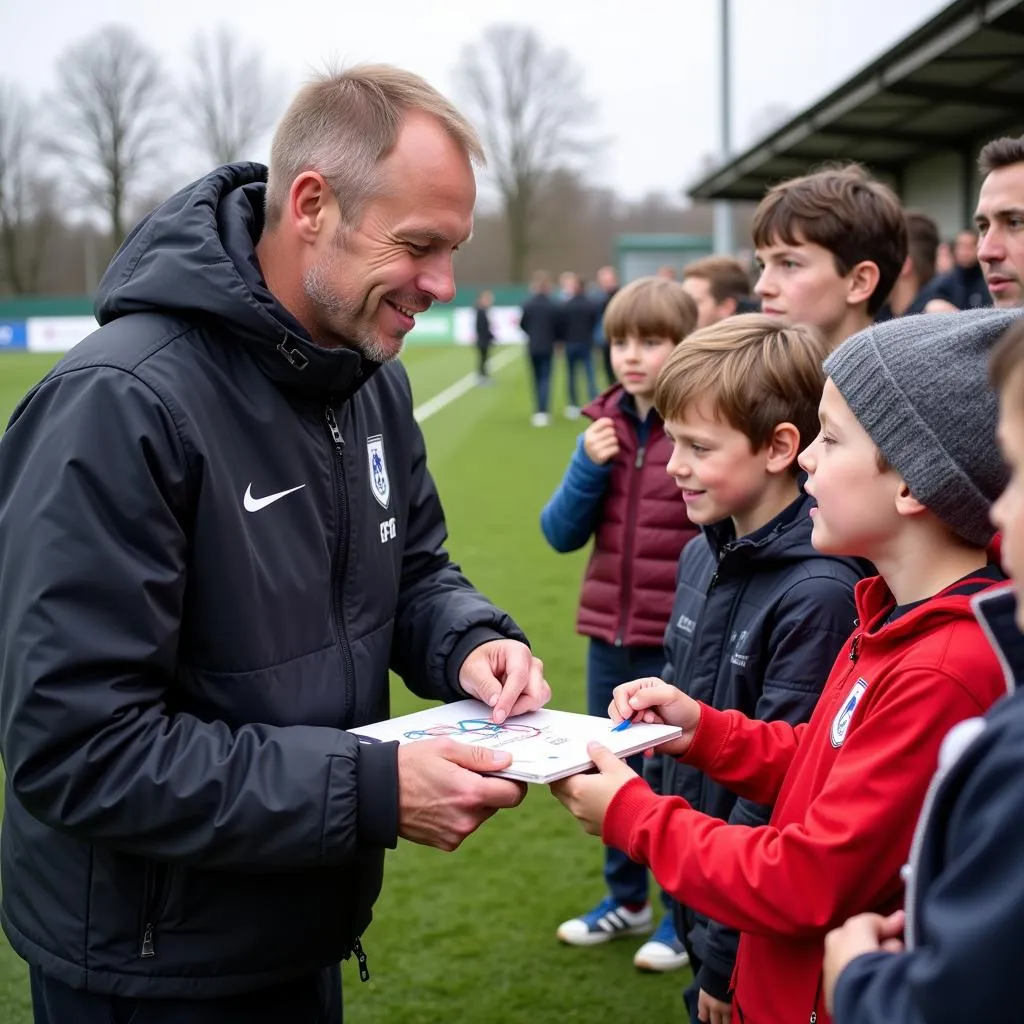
[855,569,1008,642]
[95,162,377,398]
[973,583,1022,695]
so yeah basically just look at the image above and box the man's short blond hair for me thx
[265,64,485,229]
[654,314,828,458]
[603,277,697,344]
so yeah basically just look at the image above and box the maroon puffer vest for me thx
[576,387,699,647]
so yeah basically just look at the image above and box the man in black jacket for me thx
[0,65,549,1024]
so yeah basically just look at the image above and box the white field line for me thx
[412,344,521,423]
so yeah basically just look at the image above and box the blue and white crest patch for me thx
[367,435,390,509]
[831,678,868,748]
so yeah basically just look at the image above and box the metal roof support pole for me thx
[713,0,736,255]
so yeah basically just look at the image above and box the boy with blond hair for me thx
[754,164,907,349]
[542,277,698,970]
[619,314,862,1021]
[552,308,1018,1024]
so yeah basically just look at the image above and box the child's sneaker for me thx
[633,913,691,972]
[556,897,653,946]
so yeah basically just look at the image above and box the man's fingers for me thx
[443,738,512,773]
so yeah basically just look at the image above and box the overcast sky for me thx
[3,0,949,200]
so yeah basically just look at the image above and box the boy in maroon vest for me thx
[541,276,698,971]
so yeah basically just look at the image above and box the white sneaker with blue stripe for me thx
[633,913,691,972]
[556,897,653,946]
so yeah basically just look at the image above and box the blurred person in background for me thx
[592,265,621,388]
[875,211,940,320]
[919,228,990,312]
[474,289,495,385]
[681,256,754,328]
[520,270,559,426]
[560,271,600,419]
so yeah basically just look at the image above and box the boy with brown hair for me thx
[681,256,753,328]
[552,308,1017,1024]
[542,277,698,970]
[754,163,907,349]
[605,313,861,1021]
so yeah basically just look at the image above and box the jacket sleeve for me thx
[603,663,995,940]
[0,367,398,871]
[539,436,611,552]
[832,721,1024,1024]
[389,415,528,700]
[699,575,858,996]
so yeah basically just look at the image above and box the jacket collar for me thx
[972,584,1022,695]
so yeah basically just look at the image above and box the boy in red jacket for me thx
[552,308,1018,1024]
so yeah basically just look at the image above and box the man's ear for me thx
[288,171,332,246]
[893,478,928,519]
[765,422,801,475]
[847,260,881,308]
[720,296,739,318]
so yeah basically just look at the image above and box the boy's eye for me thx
[691,444,708,455]
[782,259,799,269]
[820,433,836,446]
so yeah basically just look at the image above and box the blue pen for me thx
[610,714,636,733]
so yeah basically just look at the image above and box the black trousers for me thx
[30,964,342,1024]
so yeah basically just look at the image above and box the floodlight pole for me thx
[713,0,735,255]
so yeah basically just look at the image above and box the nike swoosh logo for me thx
[243,483,306,513]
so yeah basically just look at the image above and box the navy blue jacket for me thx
[0,163,525,998]
[519,293,559,356]
[833,585,1022,1024]
[659,493,863,999]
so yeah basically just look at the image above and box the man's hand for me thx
[459,639,550,724]
[610,677,702,757]
[550,742,638,836]
[698,989,732,1024]
[397,739,527,851]
[583,417,620,464]
[823,910,905,1014]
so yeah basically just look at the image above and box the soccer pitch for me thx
[0,346,690,1023]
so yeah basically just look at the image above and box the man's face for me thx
[302,112,475,363]
[754,236,852,338]
[991,375,1024,628]
[976,163,1024,309]
[682,275,733,329]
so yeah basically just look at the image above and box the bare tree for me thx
[454,24,598,282]
[182,28,282,166]
[49,25,169,247]
[0,83,57,295]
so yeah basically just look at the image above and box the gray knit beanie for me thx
[824,307,1024,547]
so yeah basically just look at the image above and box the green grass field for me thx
[0,346,689,1022]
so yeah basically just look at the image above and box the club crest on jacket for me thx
[367,435,390,509]
[831,678,868,747]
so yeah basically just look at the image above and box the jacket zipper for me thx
[614,444,645,646]
[139,862,170,959]
[325,403,355,723]
[353,937,370,981]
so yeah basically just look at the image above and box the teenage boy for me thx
[822,311,1024,1024]
[552,308,1017,1024]
[680,256,753,328]
[541,277,698,971]
[753,164,906,349]
[640,313,864,1023]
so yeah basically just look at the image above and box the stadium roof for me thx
[688,0,1024,201]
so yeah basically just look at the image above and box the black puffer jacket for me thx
[0,163,525,998]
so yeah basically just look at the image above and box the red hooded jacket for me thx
[603,570,1009,1024]
[576,387,698,647]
